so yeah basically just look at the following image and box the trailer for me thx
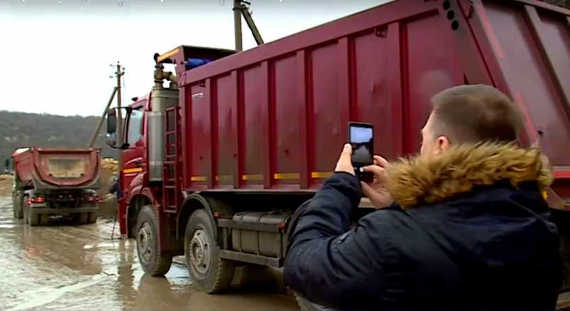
[105,0,570,293]
[12,148,101,226]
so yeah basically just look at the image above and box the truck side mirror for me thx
[106,108,119,148]
[107,108,117,134]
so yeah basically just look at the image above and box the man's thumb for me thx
[341,144,352,160]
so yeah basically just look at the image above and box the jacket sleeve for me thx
[283,172,388,308]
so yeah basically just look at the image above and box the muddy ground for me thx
[2,172,569,310]
[0,194,298,311]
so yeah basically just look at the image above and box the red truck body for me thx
[12,148,100,189]
[109,0,570,293]
[181,0,570,193]
[12,148,101,226]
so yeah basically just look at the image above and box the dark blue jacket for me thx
[284,144,561,310]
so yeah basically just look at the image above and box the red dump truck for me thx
[105,0,570,293]
[12,148,101,226]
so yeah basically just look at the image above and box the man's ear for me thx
[434,136,450,155]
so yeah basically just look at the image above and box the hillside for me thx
[0,110,117,167]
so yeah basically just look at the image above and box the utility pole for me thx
[114,61,125,191]
[113,62,126,241]
[88,62,124,148]
[233,0,264,52]
[240,1,264,46]
[88,87,117,147]
[115,61,125,148]
[233,0,243,51]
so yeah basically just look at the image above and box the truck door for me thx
[121,107,145,200]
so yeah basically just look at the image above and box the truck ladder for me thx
[162,106,181,213]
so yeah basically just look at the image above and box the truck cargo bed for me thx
[173,0,569,199]
[12,148,100,189]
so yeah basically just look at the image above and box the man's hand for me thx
[361,156,393,208]
[334,144,355,175]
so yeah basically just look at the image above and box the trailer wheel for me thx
[185,209,234,293]
[136,205,172,276]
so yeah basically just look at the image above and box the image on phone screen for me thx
[349,124,373,167]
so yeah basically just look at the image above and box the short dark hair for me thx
[430,84,522,144]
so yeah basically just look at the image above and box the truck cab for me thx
[106,45,235,239]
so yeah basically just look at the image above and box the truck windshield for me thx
[127,109,143,146]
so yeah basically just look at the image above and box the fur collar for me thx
[386,142,553,208]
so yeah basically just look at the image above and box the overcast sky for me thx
[0,0,388,116]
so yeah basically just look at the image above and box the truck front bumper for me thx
[29,205,98,216]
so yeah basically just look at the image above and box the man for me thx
[284,85,561,310]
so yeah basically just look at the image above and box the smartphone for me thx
[348,122,374,183]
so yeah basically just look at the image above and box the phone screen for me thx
[349,124,373,167]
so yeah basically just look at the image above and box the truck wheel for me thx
[22,195,29,224]
[72,213,88,225]
[39,214,49,225]
[28,210,40,226]
[128,206,140,238]
[136,205,172,276]
[185,209,235,293]
[87,212,97,224]
[12,193,23,219]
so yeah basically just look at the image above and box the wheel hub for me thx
[189,229,210,274]
[137,222,153,263]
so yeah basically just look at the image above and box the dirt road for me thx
[0,196,298,311]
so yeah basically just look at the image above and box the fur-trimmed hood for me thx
[387,142,553,209]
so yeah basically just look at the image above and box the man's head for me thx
[420,84,523,156]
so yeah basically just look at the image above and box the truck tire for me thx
[12,193,23,219]
[28,210,40,226]
[39,214,49,225]
[185,209,235,293]
[136,205,172,276]
[128,206,140,238]
[72,213,89,225]
[87,212,97,224]
[22,195,29,224]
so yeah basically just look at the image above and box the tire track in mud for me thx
[5,274,107,311]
